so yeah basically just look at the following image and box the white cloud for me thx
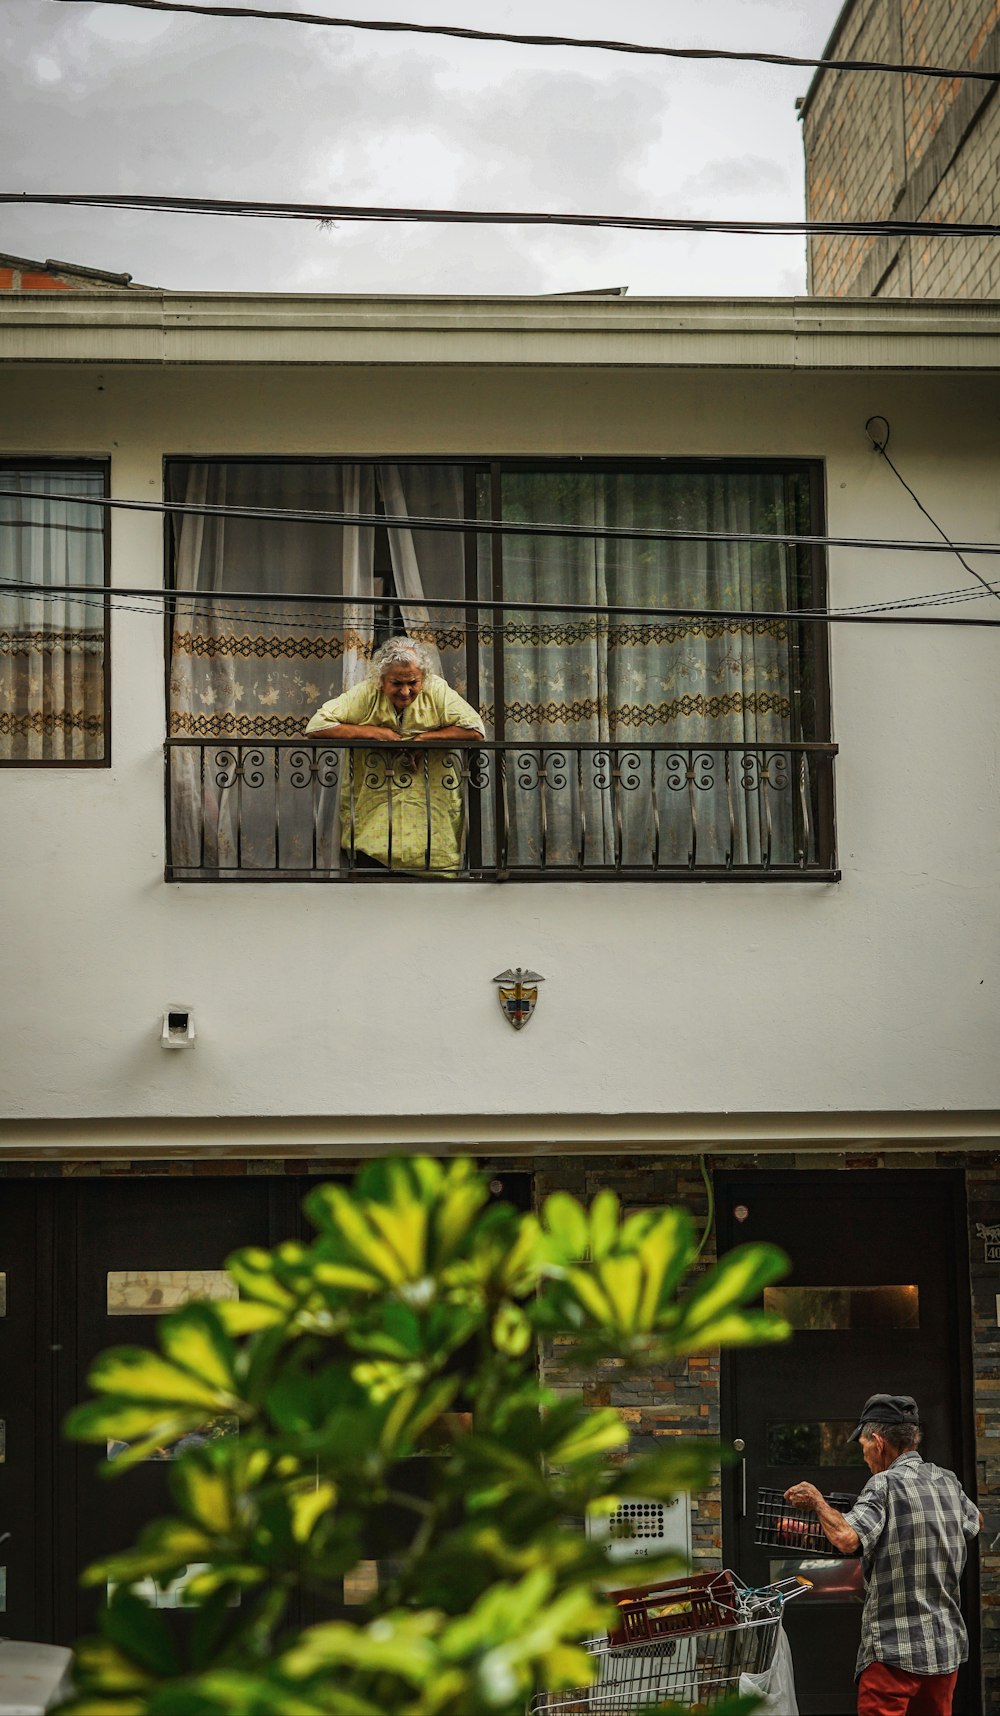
[0,0,843,294]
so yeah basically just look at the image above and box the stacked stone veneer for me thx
[534,1158,723,1572]
[801,0,1000,297]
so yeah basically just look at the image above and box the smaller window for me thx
[0,464,109,765]
[766,1421,864,1467]
[763,1285,919,1330]
[106,1269,237,1315]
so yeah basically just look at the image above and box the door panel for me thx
[1,1173,310,1643]
[0,1183,49,1640]
[61,1176,296,1641]
[718,1172,977,1716]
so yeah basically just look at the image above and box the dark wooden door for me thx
[718,1170,978,1716]
[59,1175,307,1642]
[0,1166,535,1645]
[0,1181,53,1640]
[0,1173,311,1644]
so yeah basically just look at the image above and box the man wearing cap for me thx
[785,1394,981,1716]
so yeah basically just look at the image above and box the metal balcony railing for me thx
[164,738,838,882]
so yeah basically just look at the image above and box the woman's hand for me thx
[362,725,407,743]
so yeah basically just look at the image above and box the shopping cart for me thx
[529,1571,806,1712]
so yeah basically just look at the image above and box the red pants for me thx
[858,1661,959,1715]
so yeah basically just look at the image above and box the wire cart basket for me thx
[529,1571,802,1713]
[754,1486,858,1557]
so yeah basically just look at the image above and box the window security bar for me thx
[164,738,838,882]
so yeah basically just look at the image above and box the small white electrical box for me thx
[161,1006,195,1050]
[587,1494,692,1566]
[0,1640,73,1714]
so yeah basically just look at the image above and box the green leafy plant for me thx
[60,1158,789,1716]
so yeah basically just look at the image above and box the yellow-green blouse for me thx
[305,676,485,874]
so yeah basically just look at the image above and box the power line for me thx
[53,0,1000,85]
[5,578,1000,629]
[865,416,1000,609]
[5,190,1000,239]
[5,485,1000,559]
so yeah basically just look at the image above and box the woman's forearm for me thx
[413,725,483,742]
[306,722,398,741]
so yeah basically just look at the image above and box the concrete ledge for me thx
[3,294,1000,369]
[2,1110,998,1158]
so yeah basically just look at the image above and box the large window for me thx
[165,458,833,879]
[0,463,109,765]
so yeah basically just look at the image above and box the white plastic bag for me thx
[738,1625,799,1716]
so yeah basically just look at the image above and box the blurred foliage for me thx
[59,1158,788,1716]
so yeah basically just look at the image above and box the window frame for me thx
[161,452,831,740]
[161,454,833,882]
[0,456,111,769]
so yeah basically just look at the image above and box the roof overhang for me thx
[2,292,1000,370]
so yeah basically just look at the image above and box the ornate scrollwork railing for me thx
[165,738,838,881]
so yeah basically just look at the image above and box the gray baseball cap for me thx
[848,1393,920,1443]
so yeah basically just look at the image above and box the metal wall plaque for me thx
[493,968,544,1030]
[976,1222,1000,1262]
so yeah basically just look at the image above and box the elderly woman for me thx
[305,639,485,874]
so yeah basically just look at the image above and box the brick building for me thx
[800,0,1000,297]
[0,251,144,292]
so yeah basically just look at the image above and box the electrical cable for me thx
[5,577,1000,629]
[52,0,1000,85]
[5,190,1000,240]
[693,1157,716,1263]
[864,417,1000,609]
[5,485,1000,559]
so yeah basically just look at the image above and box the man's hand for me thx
[784,1481,860,1555]
[785,1482,823,1511]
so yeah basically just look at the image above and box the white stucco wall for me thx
[2,341,999,1132]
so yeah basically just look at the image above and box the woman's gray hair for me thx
[367,637,435,682]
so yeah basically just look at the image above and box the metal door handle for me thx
[733,1439,746,1517]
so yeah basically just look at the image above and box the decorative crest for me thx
[493,967,545,1031]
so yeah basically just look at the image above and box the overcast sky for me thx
[1,0,846,295]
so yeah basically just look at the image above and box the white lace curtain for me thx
[0,468,106,763]
[479,469,802,868]
[167,462,468,871]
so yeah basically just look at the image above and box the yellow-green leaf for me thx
[159,1304,238,1394]
[680,1243,789,1334]
[588,1190,620,1259]
[596,1255,643,1330]
[290,1481,337,1544]
[87,1349,231,1412]
[172,1460,233,1534]
[548,1410,628,1465]
[542,1193,589,1258]
[213,1300,286,1335]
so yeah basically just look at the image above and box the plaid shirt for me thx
[844,1452,980,1679]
